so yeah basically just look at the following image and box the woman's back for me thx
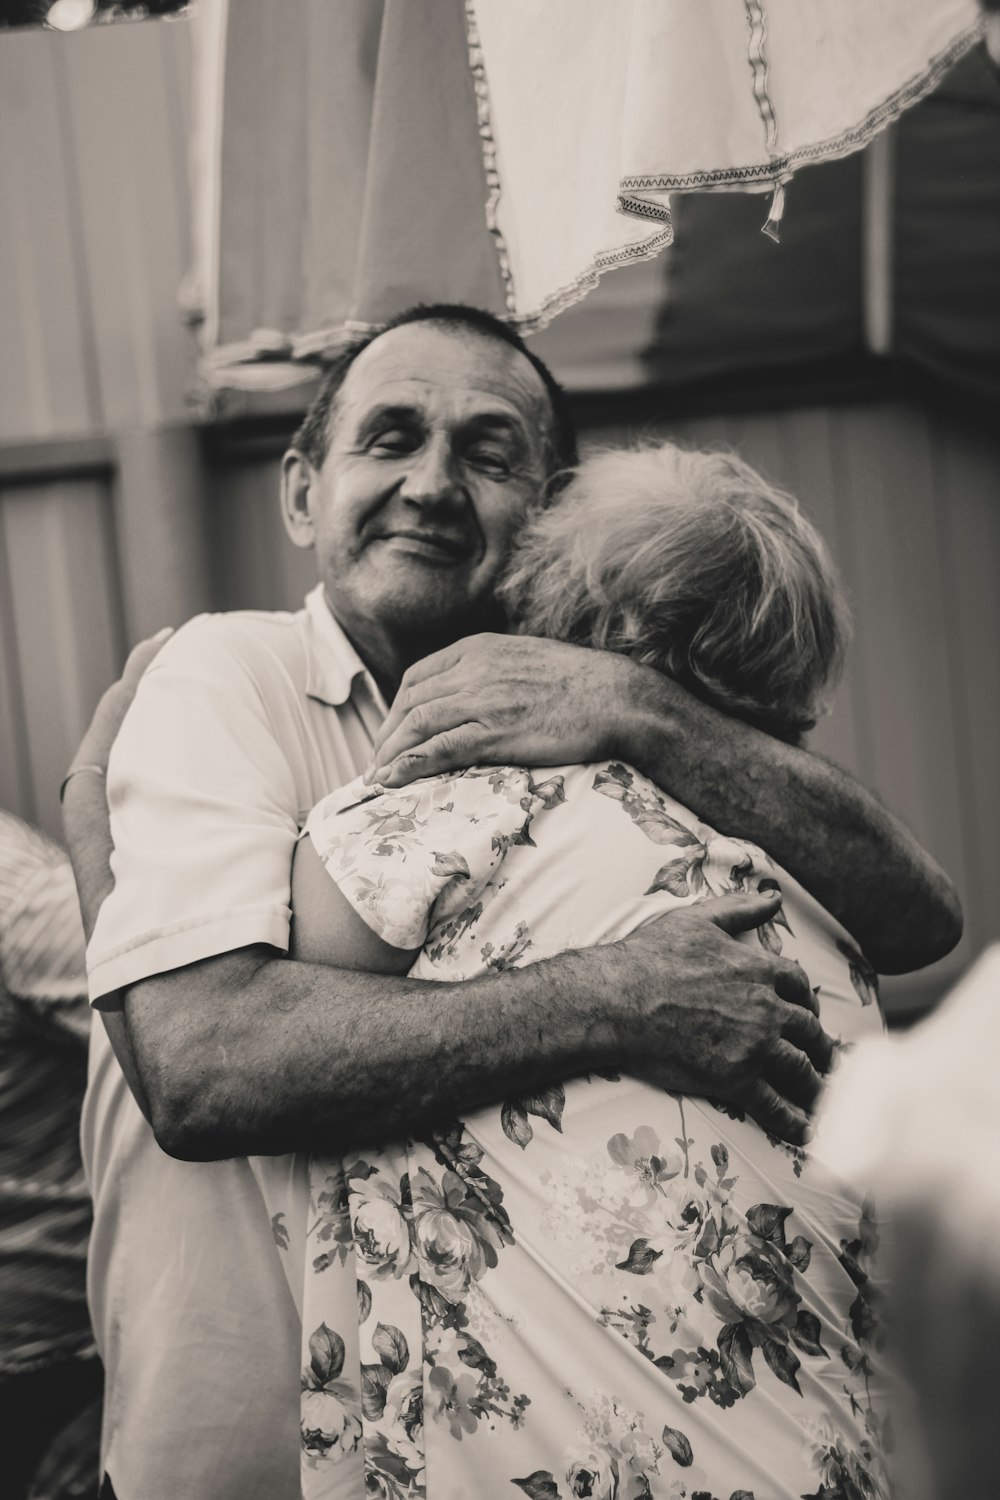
[303,760,891,1500]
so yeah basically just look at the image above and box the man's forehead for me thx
[337,322,551,428]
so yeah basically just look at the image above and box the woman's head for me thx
[498,441,849,743]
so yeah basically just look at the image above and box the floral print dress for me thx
[279,762,892,1500]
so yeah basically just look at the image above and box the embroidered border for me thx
[463,0,518,315]
[617,193,673,225]
[618,18,983,196]
[744,0,779,154]
[505,224,673,337]
[198,15,983,372]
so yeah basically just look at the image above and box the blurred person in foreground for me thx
[0,811,101,1500]
[814,943,1000,1500]
[61,305,961,1500]
[284,442,894,1499]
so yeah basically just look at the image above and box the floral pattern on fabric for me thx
[292,763,893,1499]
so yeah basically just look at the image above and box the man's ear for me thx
[280,450,316,550]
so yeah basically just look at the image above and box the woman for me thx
[283,444,891,1500]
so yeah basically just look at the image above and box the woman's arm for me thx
[365,634,962,975]
[289,834,418,976]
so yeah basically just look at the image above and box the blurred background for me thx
[0,1,998,1025]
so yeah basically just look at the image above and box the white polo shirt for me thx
[82,586,387,1500]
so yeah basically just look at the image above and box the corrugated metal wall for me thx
[0,21,193,443]
[1,20,997,1017]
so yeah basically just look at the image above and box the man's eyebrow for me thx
[354,403,423,437]
[460,412,531,447]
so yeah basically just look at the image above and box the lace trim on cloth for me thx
[461,0,674,337]
[618,17,984,197]
[197,9,983,382]
[464,0,518,316]
[506,223,673,337]
[744,0,779,154]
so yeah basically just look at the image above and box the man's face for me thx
[293,322,552,657]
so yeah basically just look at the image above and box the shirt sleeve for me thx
[304,766,536,951]
[86,615,302,1005]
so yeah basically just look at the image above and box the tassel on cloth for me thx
[762,180,787,243]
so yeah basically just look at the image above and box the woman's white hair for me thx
[499,442,850,743]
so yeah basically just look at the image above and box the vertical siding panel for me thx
[59,24,194,430]
[0,496,33,818]
[781,407,863,776]
[824,405,883,793]
[208,458,289,613]
[932,420,1000,960]
[0,479,124,841]
[717,413,792,492]
[0,33,95,441]
[113,427,213,639]
[837,407,967,862]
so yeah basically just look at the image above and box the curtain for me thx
[188,0,983,393]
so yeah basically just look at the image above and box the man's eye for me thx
[466,447,511,475]
[369,430,417,455]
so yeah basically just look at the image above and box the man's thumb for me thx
[705,889,782,935]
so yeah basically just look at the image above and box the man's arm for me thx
[84,905,829,1162]
[63,632,831,1160]
[365,634,963,974]
[63,694,829,1158]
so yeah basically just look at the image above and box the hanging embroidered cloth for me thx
[187,0,983,393]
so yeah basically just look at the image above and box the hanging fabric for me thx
[187,0,983,394]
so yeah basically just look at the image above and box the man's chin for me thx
[375,590,505,649]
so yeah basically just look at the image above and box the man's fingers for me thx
[704,890,784,936]
[772,958,818,1015]
[370,635,502,760]
[368,691,474,779]
[743,1079,813,1148]
[386,639,469,693]
[764,1039,824,1113]
[372,729,479,789]
[370,665,464,760]
[781,1004,835,1075]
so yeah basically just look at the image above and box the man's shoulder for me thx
[154,605,309,682]
[173,604,303,646]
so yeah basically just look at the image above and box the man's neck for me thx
[323,591,452,704]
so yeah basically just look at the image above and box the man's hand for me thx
[62,626,174,952]
[61,628,174,1125]
[606,890,834,1146]
[367,633,627,784]
[364,631,962,974]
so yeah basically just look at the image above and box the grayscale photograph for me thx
[0,4,998,1499]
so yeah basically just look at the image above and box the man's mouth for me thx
[374,530,473,562]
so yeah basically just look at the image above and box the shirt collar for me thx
[303,584,388,714]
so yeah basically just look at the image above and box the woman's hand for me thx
[366,633,644,786]
[63,627,174,788]
[61,627,173,945]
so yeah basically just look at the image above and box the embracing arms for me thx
[366,635,963,974]
[63,635,829,1158]
[68,780,827,1159]
[65,619,958,1165]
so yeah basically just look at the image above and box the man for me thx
[63,304,960,1500]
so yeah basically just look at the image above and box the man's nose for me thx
[398,436,463,507]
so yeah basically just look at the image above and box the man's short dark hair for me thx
[290,304,578,484]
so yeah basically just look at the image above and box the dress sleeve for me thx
[304,766,535,951]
